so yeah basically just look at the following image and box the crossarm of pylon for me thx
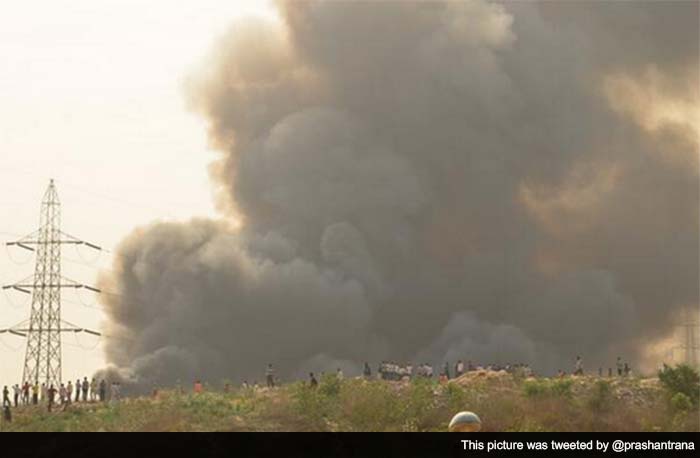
[4,328,101,334]
[0,319,30,337]
[3,285,32,294]
[7,240,95,247]
[59,231,102,251]
[2,275,35,293]
[4,230,40,250]
[58,275,102,293]
[0,319,101,336]
[6,230,101,250]
[0,329,27,337]
[59,319,102,336]
[6,242,36,252]
[4,283,86,289]
[2,275,101,293]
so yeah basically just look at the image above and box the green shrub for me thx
[403,378,438,429]
[670,392,693,412]
[658,364,700,405]
[289,382,331,430]
[523,380,549,398]
[443,382,469,411]
[587,380,613,411]
[523,379,572,398]
[336,380,403,431]
[319,373,342,397]
[550,379,573,397]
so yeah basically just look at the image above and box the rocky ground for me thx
[452,370,664,406]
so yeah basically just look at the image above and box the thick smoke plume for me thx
[98,1,698,388]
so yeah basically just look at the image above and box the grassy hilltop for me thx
[3,367,699,432]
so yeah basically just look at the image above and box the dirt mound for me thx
[450,372,664,407]
[451,370,514,387]
[558,375,664,406]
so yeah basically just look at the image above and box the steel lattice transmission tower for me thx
[2,180,101,387]
[680,306,699,368]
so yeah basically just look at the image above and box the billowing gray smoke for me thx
[98,0,698,388]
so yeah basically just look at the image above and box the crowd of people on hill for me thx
[2,377,122,417]
[224,356,632,393]
[370,360,535,382]
[257,356,631,390]
[2,354,636,419]
[216,360,538,392]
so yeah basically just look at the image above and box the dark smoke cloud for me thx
[98,0,698,388]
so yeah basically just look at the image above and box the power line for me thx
[0,166,192,218]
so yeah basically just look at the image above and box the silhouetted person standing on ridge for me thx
[455,360,464,377]
[82,377,89,402]
[90,378,98,402]
[47,385,56,412]
[574,356,583,376]
[266,364,275,388]
[59,384,66,404]
[111,382,121,402]
[99,379,106,402]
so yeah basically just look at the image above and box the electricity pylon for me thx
[1,179,101,387]
[679,306,699,367]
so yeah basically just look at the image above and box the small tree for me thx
[658,364,700,405]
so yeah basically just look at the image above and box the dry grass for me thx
[1,374,698,432]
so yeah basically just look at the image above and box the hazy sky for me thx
[0,0,277,382]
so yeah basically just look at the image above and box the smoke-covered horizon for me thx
[97,0,699,388]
